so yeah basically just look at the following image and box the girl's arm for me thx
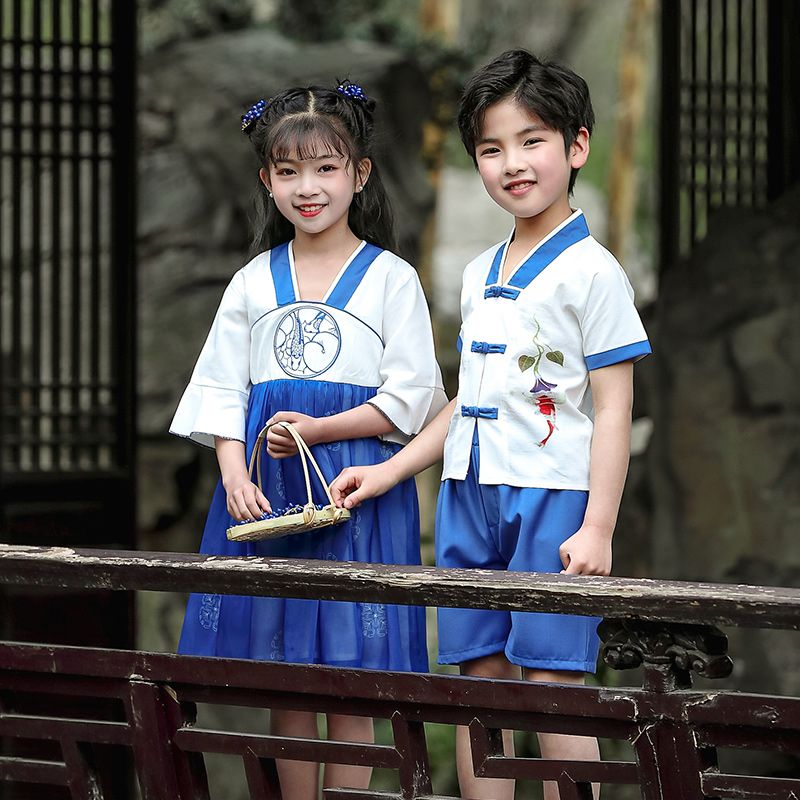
[215,437,271,521]
[265,405,393,457]
[558,361,633,576]
[330,397,456,508]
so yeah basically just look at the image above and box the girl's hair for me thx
[243,84,396,254]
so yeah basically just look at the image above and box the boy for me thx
[331,49,650,800]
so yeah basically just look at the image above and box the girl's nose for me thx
[296,174,320,196]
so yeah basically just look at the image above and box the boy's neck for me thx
[511,198,575,255]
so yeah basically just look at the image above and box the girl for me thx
[170,81,446,798]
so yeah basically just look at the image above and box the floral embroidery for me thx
[518,319,566,447]
[275,466,286,500]
[380,441,398,461]
[270,631,285,661]
[361,603,388,638]
[199,594,220,631]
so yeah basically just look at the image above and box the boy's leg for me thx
[324,714,375,791]
[270,709,320,800]
[523,669,600,800]
[457,653,520,800]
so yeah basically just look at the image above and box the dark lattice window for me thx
[658,0,798,267]
[0,0,135,476]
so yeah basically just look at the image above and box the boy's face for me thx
[474,97,588,223]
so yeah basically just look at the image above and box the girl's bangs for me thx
[267,114,352,165]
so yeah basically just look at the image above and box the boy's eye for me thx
[524,138,543,146]
[478,147,499,156]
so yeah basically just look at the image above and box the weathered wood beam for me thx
[0,544,799,630]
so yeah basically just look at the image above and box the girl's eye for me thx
[319,164,336,173]
[275,168,295,176]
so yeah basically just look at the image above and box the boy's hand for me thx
[224,476,271,521]
[266,412,321,458]
[330,463,398,509]
[559,524,613,576]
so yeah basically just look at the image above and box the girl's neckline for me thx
[497,208,583,287]
[288,239,367,303]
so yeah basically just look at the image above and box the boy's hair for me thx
[458,49,595,194]
[244,84,395,254]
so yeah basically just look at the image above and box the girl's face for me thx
[474,97,588,223]
[261,141,369,239]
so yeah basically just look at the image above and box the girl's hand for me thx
[559,524,613,576]
[224,476,272,521]
[266,412,322,458]
[330,463,398,509]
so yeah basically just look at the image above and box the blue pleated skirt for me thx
[179,379,428,672]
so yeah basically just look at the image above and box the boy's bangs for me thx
[267,114,352,165]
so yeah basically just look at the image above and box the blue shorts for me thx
[435,432,600,672]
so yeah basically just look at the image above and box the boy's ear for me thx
[569,127,590,169]
[259,167,271,191]
[356,158,372,191]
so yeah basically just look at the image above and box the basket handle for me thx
[247,421,339,510]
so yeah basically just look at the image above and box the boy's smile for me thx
[475,98,589,236]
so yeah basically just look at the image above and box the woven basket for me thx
[226,421,350,542]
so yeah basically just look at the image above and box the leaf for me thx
[518,355,536,372]
[546,350,564,367]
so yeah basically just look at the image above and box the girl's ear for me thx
[569,128,590,169]
[259,167,271,192]
[355,158,372,192]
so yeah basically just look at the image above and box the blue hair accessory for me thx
[241,98,268,132]
[336,81,368,103]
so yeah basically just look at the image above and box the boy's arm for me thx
[559,361,633,576]
[330,398,457,508]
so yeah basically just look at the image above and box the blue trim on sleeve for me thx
[585,340,652,370]
[456,334,463,353]
[269,242,295,306]
[325,243,383,310]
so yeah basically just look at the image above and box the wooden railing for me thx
[1,543,799,799]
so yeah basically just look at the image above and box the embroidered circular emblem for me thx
[273,305,342,378]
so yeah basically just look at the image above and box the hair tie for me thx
[241,98,268,132]
[336,81,368,104]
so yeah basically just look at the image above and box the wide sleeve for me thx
[581,260,652,371]
[367,268,448,438]
[169,270,251,448]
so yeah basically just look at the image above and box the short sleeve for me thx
[581,261,651,371]
[368,268,448,438]
[169,270,251,448]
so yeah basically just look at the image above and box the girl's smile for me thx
[261,147,366,239]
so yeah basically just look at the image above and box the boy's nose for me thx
[503,157,526,176]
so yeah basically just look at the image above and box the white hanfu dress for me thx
[171,240,446,670]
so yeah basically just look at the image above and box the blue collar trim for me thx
[485,213,591,291]
[269,242,295,306]
[325,243,383,310]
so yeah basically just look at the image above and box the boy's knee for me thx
[460,652,519,680]
[523,667,587,685]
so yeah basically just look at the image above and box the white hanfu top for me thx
[170,241,447,447]
[442,210,650,490]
